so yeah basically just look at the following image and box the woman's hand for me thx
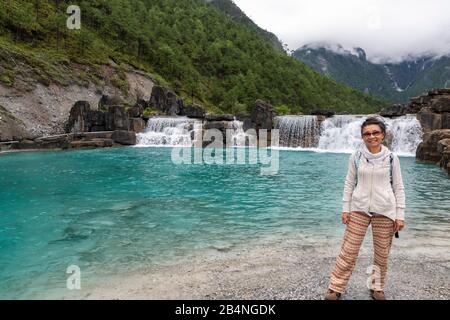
[342,212,350,224]
[394,219,405,232]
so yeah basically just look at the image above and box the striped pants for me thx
[329,211,395,293]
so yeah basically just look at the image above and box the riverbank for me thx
[61,236,449,300]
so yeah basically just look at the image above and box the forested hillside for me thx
[0,0,386,114]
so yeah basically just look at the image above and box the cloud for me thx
[233,0,450,63]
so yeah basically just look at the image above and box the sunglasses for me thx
[362,131,383,138]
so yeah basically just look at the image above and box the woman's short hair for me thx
[361,117,387,135]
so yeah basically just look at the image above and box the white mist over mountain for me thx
[233,0,450,63]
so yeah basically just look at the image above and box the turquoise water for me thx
[0,147,449,299]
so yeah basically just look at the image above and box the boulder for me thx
[149,85,184,115]
[437,138,450,176]
[428,88,450,96]
[127,104,144,118]
[437,138,450,153]
[250,99,277,130]
[69,139,113,149]
[179,104,205,118]
[0,105,28,141]
[243,118,255,131]
[112,130,136,145]
[34,135,71,149]
[379,104,409,117]
[129,118,146,133]
[106,105,130,131]
[416,129,450,162]
[442,113,450,129]
[417,107,443,132]
[430,97,450,113]
[65,101,91,133]
[205,114,235,121]
[98,94,124,111]
[87,110,106,132]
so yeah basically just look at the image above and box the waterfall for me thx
[136,117,247,147]
[275,115,320,148]
[136,115,423,156]
[317,115,366,152]
[317,115,423,156]
[136,117,199,147]
[229,118,247,146]
[384,115,423,156]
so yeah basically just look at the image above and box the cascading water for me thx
[317,115,366,152]
[137,115,423,156]
[384,115,423,156]
[317,115,423,156]
[229,117,247,146]
[136,117,248,147]
[136,117,200,147]
[275,115,320,148]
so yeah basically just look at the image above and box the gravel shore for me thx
[63,236,450,300]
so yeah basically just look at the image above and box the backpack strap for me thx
[354,150,363,187]
[389,153,394,187]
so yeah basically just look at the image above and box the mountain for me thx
[293,43,450,103]
[0,0,385,139]
[206,0,284,52]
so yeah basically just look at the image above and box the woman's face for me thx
[362,124,384,149]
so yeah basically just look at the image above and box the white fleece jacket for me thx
[342,146,406,221]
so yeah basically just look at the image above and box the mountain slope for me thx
[293,43,450,103]
[206,0,284,52]
[0,0,384,122]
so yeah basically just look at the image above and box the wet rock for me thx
[417,107,443,132]
[129,118,146,133]
[430,97,450,113]
[112,130,136,145]
[250,99,277,130]
[180,104,206,119]
[65,101,91,133]
[0,105,28,141]
[98,94,124,111]
[106,105,130,131]
[69,139,113,149]
[87,110,106,132]
[310,109,336,117]
[149,85,184,116]
[416,129,450,176]
[379,104,410,117]
[205,114,235,121]
[128,104,144,118]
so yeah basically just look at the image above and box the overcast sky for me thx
[233,0,450,63]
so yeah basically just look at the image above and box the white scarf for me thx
[361,144,391,165]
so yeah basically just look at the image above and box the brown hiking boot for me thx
[370,289,386,300]
[324,289,341,300]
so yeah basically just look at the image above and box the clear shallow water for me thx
[0,147,449,299]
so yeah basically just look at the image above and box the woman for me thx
[325,117,405,300]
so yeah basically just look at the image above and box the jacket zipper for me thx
[368,162,374,212]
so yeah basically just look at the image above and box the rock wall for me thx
[0,67,155,141]
[410,88,450,176]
